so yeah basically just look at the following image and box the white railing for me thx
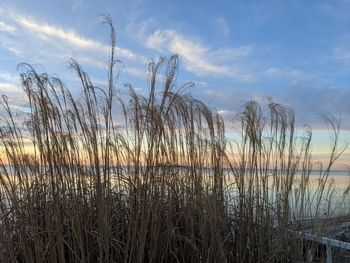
[291,230,350,263]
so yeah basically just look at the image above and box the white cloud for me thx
[14,15,137,60]
[17,16,106,51]
[0,21,16,32]
[218,110,234,116]
[334,46,350,61]
[0,82,18,91]
[75,56,146,79]
[0,9,143,65]
[264,67,304,79]
[123,67,147,79]
[210,47,253,62]
[0,82,25,100]
[76,56,107,69]
[145,29,252,80]
[0,72,18,83]
[7,46,22,56]
[264,67,283,76]
[71,0,85,11]
[215,17,230,36]
[0,82,27,109]
[0,32,22,56]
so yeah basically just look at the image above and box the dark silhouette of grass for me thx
[0,17,348,262]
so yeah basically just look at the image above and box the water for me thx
[222,169,350,219]
[1,165,349,219]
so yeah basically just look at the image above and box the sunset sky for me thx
[0,0,349,168]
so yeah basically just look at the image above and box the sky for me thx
[0,0,349,168]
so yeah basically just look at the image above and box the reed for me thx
[0,18,348,262]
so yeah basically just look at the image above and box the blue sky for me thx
[0,0,349,167]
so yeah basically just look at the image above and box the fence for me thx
[291,230,350,263]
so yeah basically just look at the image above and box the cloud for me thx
[0,8,145,68]
[0,71,18,83]
[0,82,25,101]
[264,67,283,76]
[333,38,350,71]
[0,12,248,82]
[0,82,28,113]
[7,46,22,56]
[13,15,136,60]
[210,46,253,61]
[215,17,230,36]
[71,0,85,11]
[282,84,350,129]
[17,16,106,51]
[0,82,18,92]
[123,67,147,79]
[0,72,24,102]
[0,21,16,32]
[145,29,252,80]
[200,82,350,131]
[264,67,304,79]
[334,46,350,62]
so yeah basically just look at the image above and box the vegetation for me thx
[0,18,348,262]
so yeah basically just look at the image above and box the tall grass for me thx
[0,19,348,262]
